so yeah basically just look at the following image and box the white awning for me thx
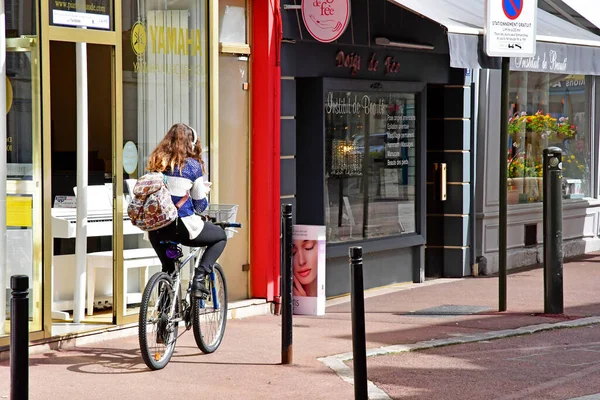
[389,0,600,74]
[561,0,600,29]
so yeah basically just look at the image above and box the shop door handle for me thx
[434,163,447,201]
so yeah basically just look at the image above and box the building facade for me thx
[3,0,600,348]
[1,0,254,347]
[254,0,600,299]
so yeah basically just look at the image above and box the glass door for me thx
[48,40,117,334]
[1,37,43,339]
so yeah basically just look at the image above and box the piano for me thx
[51,183,143,238]
[51,183,147,320]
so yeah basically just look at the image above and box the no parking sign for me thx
[485,0,538,57]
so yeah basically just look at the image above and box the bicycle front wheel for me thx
[139,272,179,370]
[192,263,228,353]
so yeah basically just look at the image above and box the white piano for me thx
[51,208,143,238]
[51,183,142,239]
[51,182,160,319]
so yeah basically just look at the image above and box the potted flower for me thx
[556,117,578,140]
[508,111,577,153]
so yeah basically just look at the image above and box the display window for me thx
[122,0,209,180]
[507,72,591,203]
[1,0,42,338]
[324,91,417,242]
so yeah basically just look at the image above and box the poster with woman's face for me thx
[292,225,326,316]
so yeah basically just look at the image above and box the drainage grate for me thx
[404,305,492,317]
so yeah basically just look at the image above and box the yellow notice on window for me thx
[7,196,32,227]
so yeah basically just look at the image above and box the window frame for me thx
[321,78,427,257]
[506,71,597,204]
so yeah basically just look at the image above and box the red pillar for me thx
[251,0,281,301]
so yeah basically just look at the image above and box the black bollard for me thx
[543,147,564,314]
[281,204,293,364]
[10,275,29,400]
[350,247,368,400]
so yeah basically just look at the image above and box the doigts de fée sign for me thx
[336,51,400,76]
[302,0,351,43]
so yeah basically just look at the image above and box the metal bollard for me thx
[350,247,368,400]
[543,147,564,314]
[281,204,293,364]
[10,275,29,400]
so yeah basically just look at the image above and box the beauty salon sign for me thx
[302,0,351,43]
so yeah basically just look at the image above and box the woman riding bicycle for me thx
[146,123,226,298]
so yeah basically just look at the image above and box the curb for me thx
[318,316,600,400]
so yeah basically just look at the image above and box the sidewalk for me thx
[1,254,600,399]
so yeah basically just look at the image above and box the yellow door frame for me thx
[39,1,127,335]
[38,0,221,334]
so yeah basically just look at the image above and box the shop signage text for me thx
[325,92,387,116]
[513,49,567,72]
[302,0,351,43]
[131,21,203,57]
[131,20,206,83]
[50,0,111,30]
[336,51,400,76]
[149,25,203,56]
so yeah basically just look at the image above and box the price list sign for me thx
[384,113,415,169]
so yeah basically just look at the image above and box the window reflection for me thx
[325,91,416,243]
[507,72,590,203]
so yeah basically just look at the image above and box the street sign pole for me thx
[484,0,538,312]
[499,56,510,312]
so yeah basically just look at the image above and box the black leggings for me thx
[149,218,227,274]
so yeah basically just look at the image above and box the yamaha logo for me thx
[131,21,147,56]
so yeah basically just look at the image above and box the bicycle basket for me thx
[205,204,238,238]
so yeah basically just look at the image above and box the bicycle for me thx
[138,218,242,370]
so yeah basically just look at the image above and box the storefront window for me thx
[121,0,208,314]
[325,91,416,243]
[2,0,42,337]
[123,0,208,179]
[507,72,591,203]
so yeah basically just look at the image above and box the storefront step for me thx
[0,298,271,360]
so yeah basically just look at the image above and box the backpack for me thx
[127,172,189,231]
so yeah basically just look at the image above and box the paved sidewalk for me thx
[1,254,600,399]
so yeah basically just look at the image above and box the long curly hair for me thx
[146,123,205,174]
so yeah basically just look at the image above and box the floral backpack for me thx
[127,172,189,231]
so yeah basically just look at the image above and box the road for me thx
[365,323,600,400]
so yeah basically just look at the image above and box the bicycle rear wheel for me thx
[139,272,179,370]
[192,263,228,353]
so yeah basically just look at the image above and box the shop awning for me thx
[389,0,600,75]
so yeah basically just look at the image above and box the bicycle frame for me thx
[165,245,218,324]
